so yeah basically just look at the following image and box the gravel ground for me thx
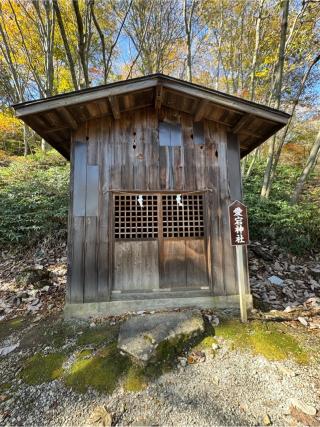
[1,328,319,427]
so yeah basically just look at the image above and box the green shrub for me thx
[243,160,320,254]
[0,150,69,247]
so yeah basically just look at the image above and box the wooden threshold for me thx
[111,289,212,301]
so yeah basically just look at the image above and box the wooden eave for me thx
[13,73,290,160]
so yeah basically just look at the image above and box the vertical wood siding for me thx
[68,106,245,302]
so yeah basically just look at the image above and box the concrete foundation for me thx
[64,294,253,319]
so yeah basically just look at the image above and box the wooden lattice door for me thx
[159,193,208,289]
[113,192,208,292]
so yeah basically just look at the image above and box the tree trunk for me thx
[260,0,289,198]
[183,0,196,83]
[72,0,90,88]
[264,53,320,197]
[53,0,79,90]
[105,0,133,82]
[41,138,48,153]
[23,123,29,156]
[291,130,320,204]
[245,148,259,179]
[250,0,265,101]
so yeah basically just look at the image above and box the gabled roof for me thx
[13,73,290,159]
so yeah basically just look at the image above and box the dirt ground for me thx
[0,308,320,427]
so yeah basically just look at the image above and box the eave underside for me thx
[14,78,289,160]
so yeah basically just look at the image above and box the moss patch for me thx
[20,353,66,385]
[77,348,94,358]
[77,324,119,347]
[194,335,217,350]
[0,317,25,342]
[64,342,130,393]
[20,317,79,349]
[216,320,309,364]
[123,365,147,392]
[65,331,206,394]
[0,382,11,393]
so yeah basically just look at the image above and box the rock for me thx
[309,268,320,280]
[211,316,220,326]
[289,399,317,416]
[250,245,273,261]
[87,406,112,426]
[16,267,51,288]
[118,310,204,363]
[274,261,282,271]
[297,316,308,327]
[278,365,297,377]
[262,414,272,425]
[268,276,284,287]
[178,357,187,367]
[290,406,318,427]
[27,302,42,312]
[0,343,19,356]
[309,279,320,288]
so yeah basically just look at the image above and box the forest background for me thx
[0,0,319,254]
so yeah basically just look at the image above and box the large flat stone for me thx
[118,310,204,363]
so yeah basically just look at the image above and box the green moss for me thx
[216,320,309,364]
[77,349,94,358]
[65,331,207,394]
[123,365,147,392]
[64,342,130,393]
[77,324,119,347]
[0,317,25,342]
[9,318,24,328]
[0,382,11,393]
[20,353,66,385]
[20,318,79,349]
[194,336,217,350]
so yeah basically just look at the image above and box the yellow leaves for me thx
[55,67,74,94]
[255,69,269,78]
[0,112,21,136]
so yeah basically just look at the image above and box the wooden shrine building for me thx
[13,74,290,317]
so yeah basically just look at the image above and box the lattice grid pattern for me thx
[114,194,158,239]
[162,194,204,238]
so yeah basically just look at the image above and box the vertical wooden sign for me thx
[228,200,249,322]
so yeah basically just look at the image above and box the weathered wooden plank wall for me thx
[68,106,244,303]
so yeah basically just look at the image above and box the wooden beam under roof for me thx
[155,85,163,111]
[23,114,50,130]
[108,95,120,120]
[96,98,109,114]
[194,100,209,121]
[42,125,71,134]
[86,102,101,118]
[232,114,254,133]
[56,107,78,130]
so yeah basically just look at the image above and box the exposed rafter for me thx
[194,100,209,122]
[57,107,78,130]
[232,114,254,133]
[108,95,120,120]
[155,85,163,111]
[12,74,290,160]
